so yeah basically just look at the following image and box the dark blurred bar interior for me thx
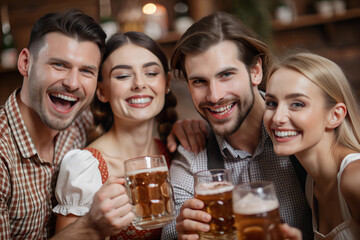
[1,0,359,119]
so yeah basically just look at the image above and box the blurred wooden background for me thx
[0,0,359,120]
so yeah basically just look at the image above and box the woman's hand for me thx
[88,176,134,237]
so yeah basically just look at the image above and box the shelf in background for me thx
[157,31,181,44]
[273,8,360,31]
[0,66,17,74]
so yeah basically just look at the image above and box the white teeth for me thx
[274,130,299,138]
[128,97,152,104]
[51,93,77,102]
[211,104,233,115]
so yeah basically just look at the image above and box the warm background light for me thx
[143,3,157,15]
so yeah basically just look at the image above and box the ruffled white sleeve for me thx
[53,149,103,216]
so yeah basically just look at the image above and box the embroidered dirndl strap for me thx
[84,147,109,184]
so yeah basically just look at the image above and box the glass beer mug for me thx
[232,181,284,240]
[194,169,237,240]
[124,155,175,230]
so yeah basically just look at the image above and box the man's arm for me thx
[167,119,209,154]
[52,176,134,240]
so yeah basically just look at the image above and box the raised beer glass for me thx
[194,169,237,240]
[232,181,283,240]
[124,155,175,230]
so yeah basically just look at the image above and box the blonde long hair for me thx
[269,52,360,152]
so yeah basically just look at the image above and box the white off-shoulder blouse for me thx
[53,140,171,240]
[53,149,103,216]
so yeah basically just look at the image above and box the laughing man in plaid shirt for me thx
[0,10,134,239]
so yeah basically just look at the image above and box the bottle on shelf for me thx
[1,4,17,69]
[173,1,194,35]
[117,0,143,33]
[99,0,118,41]
[275,0,298,25]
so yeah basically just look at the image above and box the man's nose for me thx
[63,69,80,91]
[206,80,224,103]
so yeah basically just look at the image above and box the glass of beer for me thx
[194,169,237,240]
[124,155,175,230]
[232,181,283,240]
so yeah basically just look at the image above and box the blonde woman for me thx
[264,52,360,239]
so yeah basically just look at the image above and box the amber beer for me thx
[232,182,284,240]
[194,169,236,240]
[125,156,175,230]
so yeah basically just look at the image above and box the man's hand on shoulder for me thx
[167,119,209,154]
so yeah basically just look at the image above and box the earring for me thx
[166,88,171,94]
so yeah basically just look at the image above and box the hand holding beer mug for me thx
[124,155,175,230]
[232,181,284,240]
[194,169,237,240]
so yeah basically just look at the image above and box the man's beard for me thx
[27,74,86,131]
[197,88,255,137]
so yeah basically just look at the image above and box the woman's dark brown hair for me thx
[87,32,177,144]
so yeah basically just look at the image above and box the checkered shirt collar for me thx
[215,123,269,159]
[5,89,37,158]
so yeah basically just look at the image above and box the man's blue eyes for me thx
[221,72,232,77]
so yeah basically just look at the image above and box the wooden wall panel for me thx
[2,0,99,51]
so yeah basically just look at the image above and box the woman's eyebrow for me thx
[143,62,160,68]
[110,64,132,74]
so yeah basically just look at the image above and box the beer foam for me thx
[233,193,279,214]
[126,166,168,176]
[195,181,234,195]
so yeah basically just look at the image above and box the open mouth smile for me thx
[207,103,235,119]
[49,92,78,112]
[126,96,153,107]
[273,130,301,143]
[274,130,300,138]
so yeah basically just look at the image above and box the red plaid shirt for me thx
[0,90,93,239]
